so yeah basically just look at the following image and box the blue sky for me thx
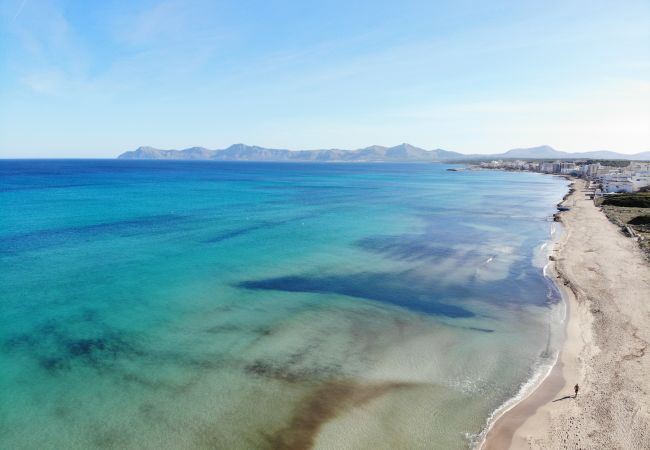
[1,0,649,157]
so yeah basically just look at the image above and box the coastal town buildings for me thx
[478,160,650,193]
[540,162,554,173]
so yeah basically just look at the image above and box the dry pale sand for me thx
[482,179,650,450]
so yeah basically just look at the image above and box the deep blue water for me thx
[0,160,568,449]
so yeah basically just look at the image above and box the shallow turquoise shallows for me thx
[0,160,568,449]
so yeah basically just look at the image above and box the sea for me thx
[0,160,569,449]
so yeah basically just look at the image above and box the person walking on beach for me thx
[574,383,579,398]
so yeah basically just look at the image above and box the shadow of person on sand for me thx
[552,395,574,402]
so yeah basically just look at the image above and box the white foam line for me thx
[473,297,568,449]
[471,215,566,449]
[472,348,559,449]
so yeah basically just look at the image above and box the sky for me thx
[0,0,649,158]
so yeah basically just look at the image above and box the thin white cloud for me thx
[11,0,27,22]
[20,69,66,94]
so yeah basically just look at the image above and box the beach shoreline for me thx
[474,177,574,449]
[480,178,650,449]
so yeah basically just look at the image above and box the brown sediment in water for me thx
[268,380,419,450]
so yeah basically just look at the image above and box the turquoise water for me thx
[0,161,568,449]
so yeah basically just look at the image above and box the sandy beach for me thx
[482,179,650,449]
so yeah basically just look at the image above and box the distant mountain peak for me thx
[390,143,422,150]
[226,143,251,149]
[501,145,566,158]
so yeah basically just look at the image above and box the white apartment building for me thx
[540,162,555,173]
[602,163,650,192]
[560,163,579,175]
[581,163,601,177]
[603,175,635,193]
[631,174,650,191]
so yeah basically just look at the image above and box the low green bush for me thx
[602,193,650,208]
[628,215,650,225]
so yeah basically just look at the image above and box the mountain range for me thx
[118,144,650,162]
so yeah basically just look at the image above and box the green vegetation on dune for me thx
[628,215,650,226]
[583,159,631,167]
[601,194,650,258]
[602,193,650,208]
